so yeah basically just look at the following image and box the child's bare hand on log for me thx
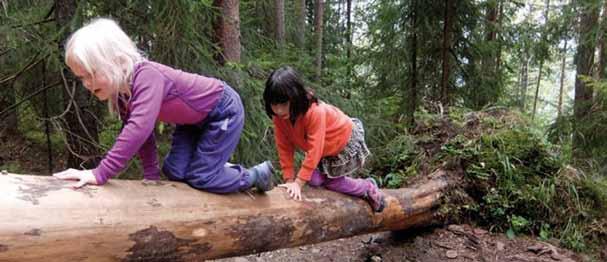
[53,168,98,188]
[278,178,306,201]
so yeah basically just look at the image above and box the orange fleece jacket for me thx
[273,102,353,181]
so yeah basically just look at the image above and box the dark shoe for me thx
[365,178,385,213]
[250,161,275,192]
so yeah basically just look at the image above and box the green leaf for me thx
[506,228,515,239]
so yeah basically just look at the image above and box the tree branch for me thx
[0,53,47,85]
[0,80,61,120]
[10,17,56,29]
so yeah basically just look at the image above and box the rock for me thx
[370,255,382,262]
[473,228,487,235]
[446,250,458,259]
[311,248,321,254]
[551,252,564,261]
[527,244,544,253]
[447,225,465,234]
[233,258,249,262]
[496,241,505,251]
[362,237,374,244]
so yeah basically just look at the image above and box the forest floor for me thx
[214,224,586,262]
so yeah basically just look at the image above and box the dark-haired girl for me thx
[263,66,385,212]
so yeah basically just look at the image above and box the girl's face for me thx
[271,102,290,120]
[69,60,113,101]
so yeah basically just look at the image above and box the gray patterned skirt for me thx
[318,118,370,178]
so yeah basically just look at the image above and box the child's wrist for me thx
[295,177,307,187]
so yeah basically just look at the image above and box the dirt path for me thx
[214,224,584,262]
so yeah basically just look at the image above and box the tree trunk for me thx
[213,0,241,65]
[55,0,101,169]
[516,61,523,107]
[532,0,551,120]
[573,0,599,160]
[0,83,18,135]
[346,0,352,85]
[0,29,18,135]
[532,61,544,120]
[520,2,534,112]
[314,0,325,81]
[294,0,306,49]
[440,0,455,107]
[42,59,53,174]
[346,0,352,60]
[495,1,504,82]
[405,0,418,128]
[0,172,449,261]
[558,41,568,118]
[598,0,607,79]
[479,0,498,107]
[274,0,285,49]
[521,56,529,111]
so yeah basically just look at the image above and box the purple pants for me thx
[162,84,252,193]
[308,170,371,197]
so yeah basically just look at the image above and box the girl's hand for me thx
[278,181,303,201]
[53,168,98,188]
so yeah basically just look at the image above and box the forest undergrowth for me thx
[365,107,607,256]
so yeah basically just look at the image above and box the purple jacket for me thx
[92,61,224,184]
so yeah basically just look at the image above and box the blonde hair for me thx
[65,17,143,112]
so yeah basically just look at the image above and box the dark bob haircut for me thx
[263,66,317,124]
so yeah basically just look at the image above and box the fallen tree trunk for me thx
[0,172,449,261]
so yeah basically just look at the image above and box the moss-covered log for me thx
[0,172,448,261]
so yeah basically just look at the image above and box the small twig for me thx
[1,0,7,16]
[44,4,55,19]
[433,241,455,250]
[242,190,256,200]
[0,48,12,58]
[37,73,76,121]
[51,119,106,166]
[261,126,271,142]
[59,70,97,143]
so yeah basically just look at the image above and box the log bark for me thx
[0,173,448,261]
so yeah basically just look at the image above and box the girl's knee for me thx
[307,170,325,187]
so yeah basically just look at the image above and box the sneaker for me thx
[249,161,275,192]
[365,178,385,213]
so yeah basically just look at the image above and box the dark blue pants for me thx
[162,85,251,193]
